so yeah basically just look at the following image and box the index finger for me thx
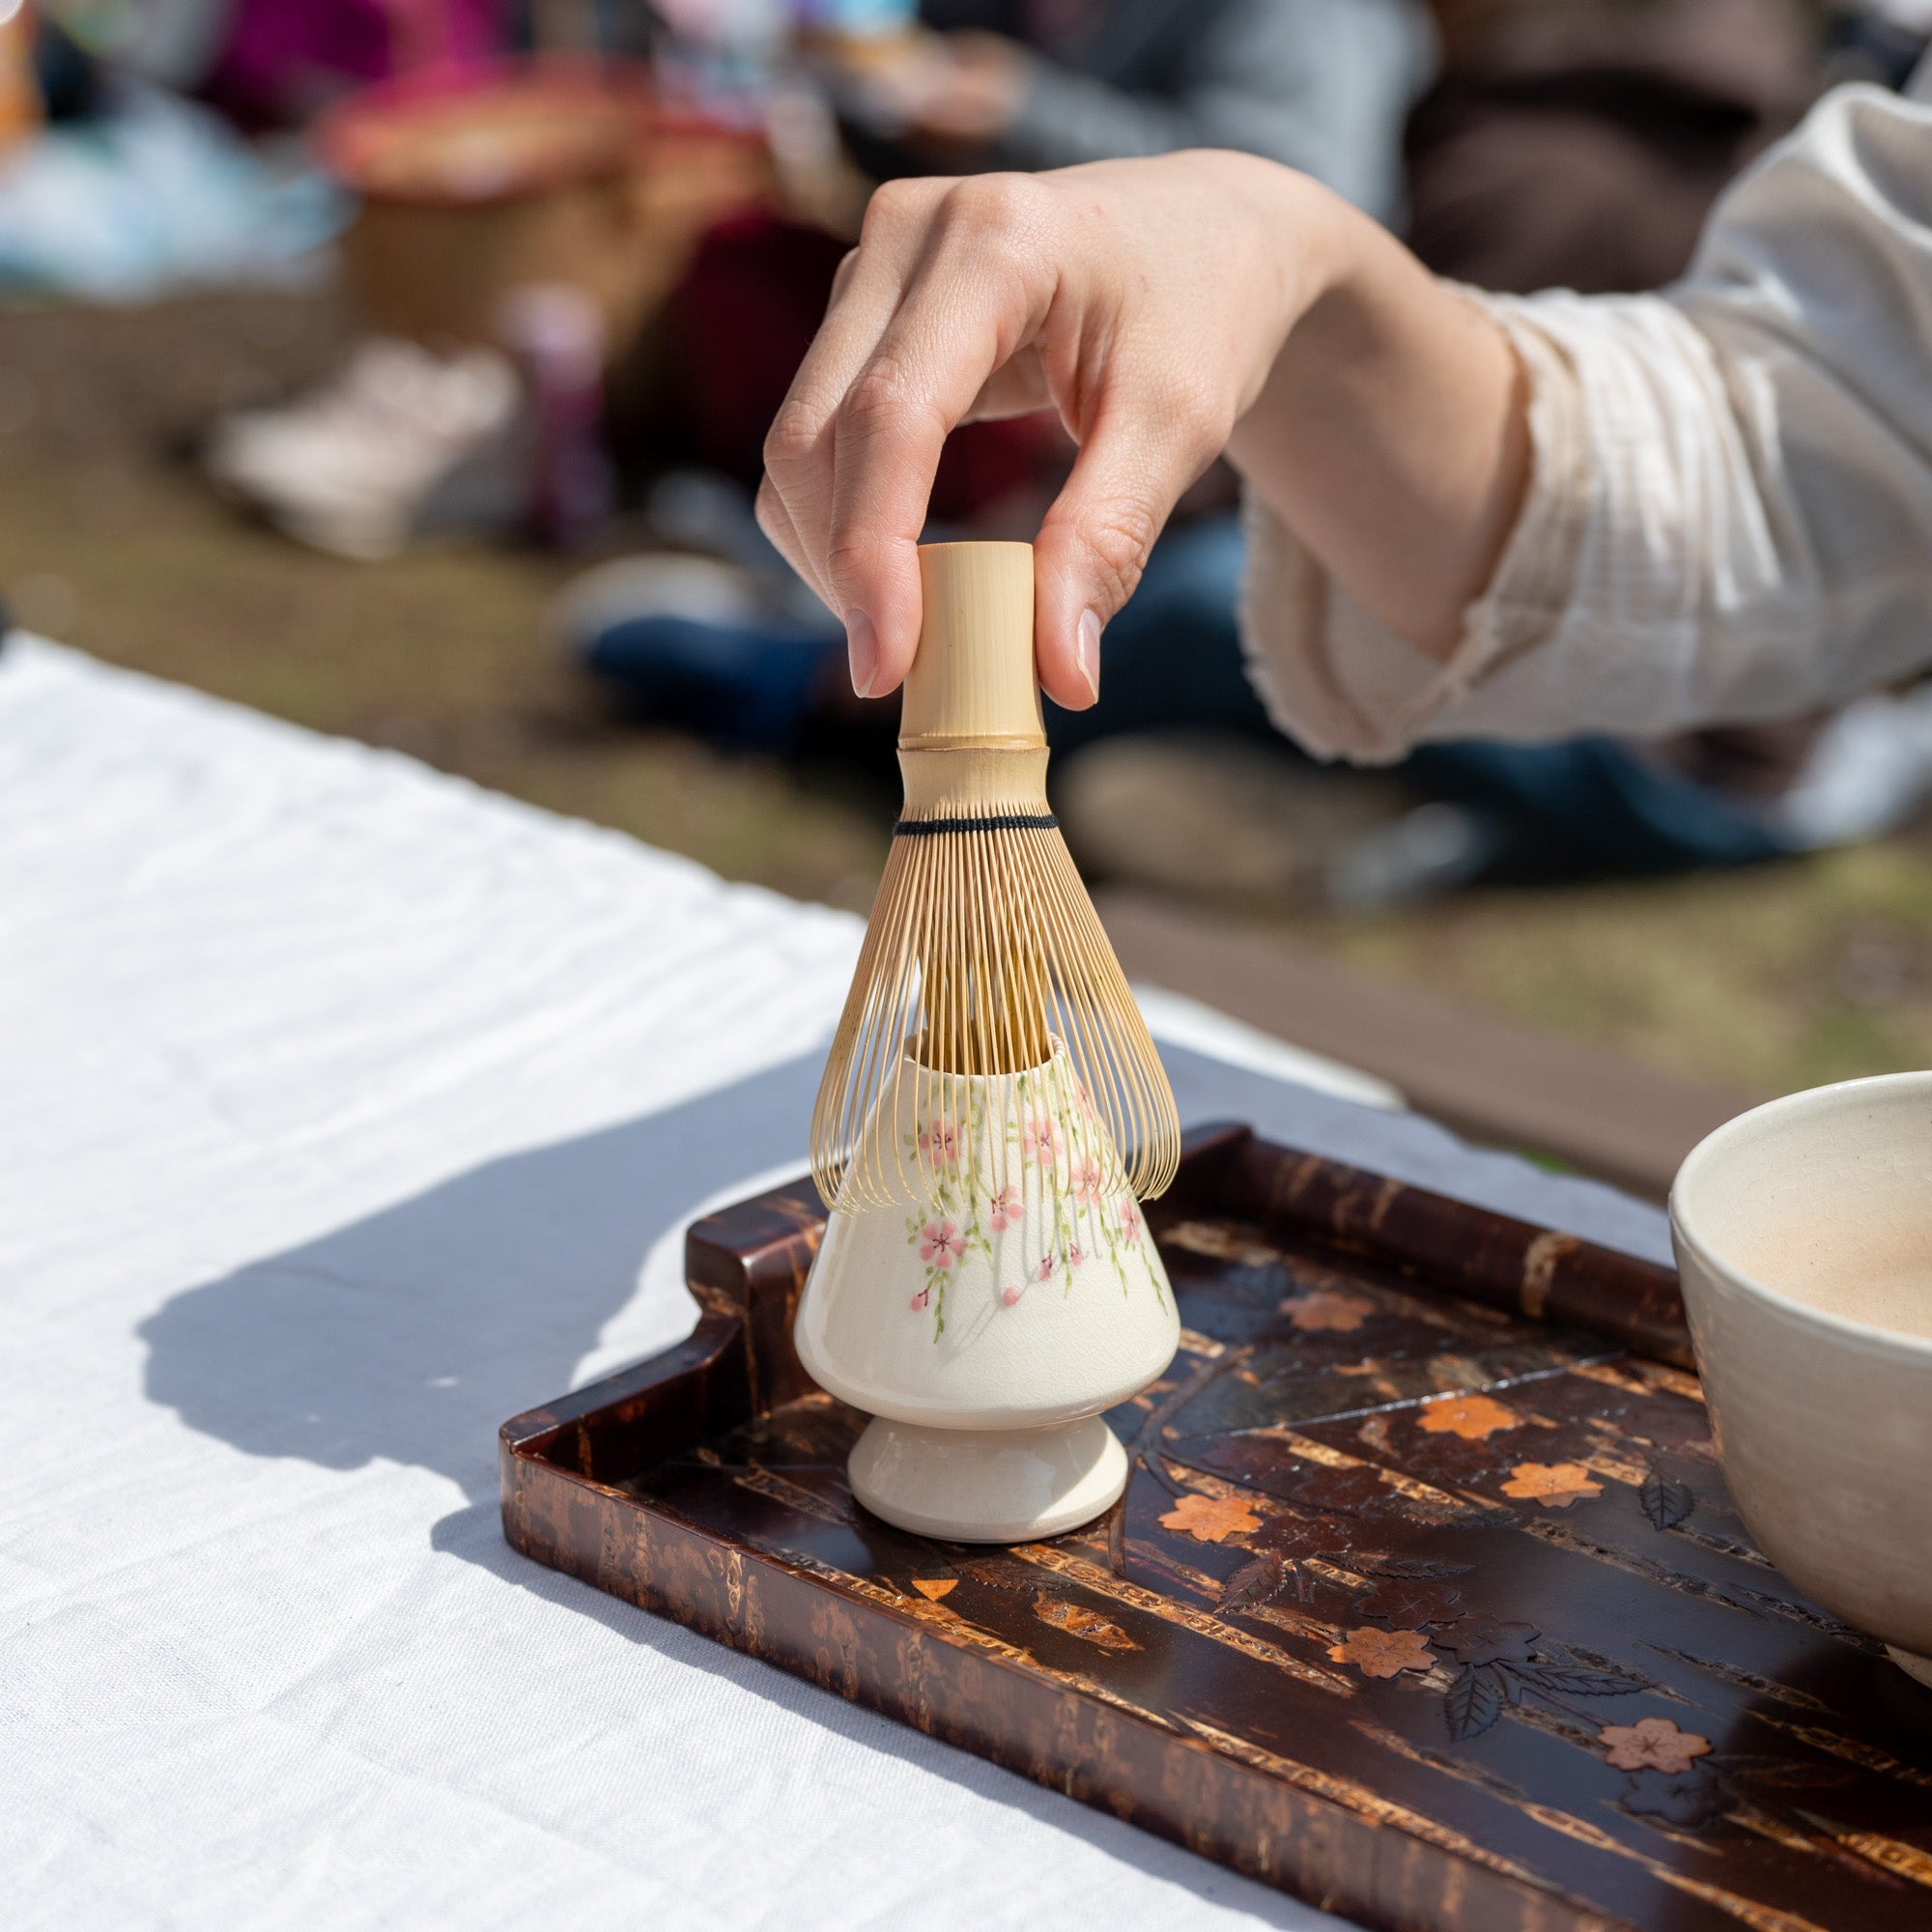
[759,180,952,691]
[813,176,1058,696]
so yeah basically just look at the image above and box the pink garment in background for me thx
[209,0,511,128]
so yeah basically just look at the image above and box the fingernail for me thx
[847,611,879,698]
[1077,610,1102,703]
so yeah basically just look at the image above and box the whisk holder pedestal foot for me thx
[847,1413,1128,1543]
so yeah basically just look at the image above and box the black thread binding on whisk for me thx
[893,811,1059,837]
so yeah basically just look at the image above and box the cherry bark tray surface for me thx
[499,1124,1932,1932]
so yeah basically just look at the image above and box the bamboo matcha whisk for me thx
[810,540,1179,1211]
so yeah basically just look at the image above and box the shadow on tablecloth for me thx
[138,1052,830,1501]
[139,1040,1664,1506]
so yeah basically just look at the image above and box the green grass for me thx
[1314,840,1932,1096]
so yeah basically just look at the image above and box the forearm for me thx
[1227,188,1530,659]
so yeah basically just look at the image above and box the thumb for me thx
[1030,394,1224,711]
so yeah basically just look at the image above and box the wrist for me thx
[1223,206,1530,657]
[1180,171,1362,482]
[1227,171,1443,536]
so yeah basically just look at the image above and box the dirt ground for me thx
[0,286,895,910]
[6,284,1930,1102]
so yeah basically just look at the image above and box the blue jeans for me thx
[1046,512,1788,875]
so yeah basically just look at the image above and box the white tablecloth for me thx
[0,638,1670,1932]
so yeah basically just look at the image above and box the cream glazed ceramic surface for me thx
[1670,1072,1932,1685]
[798,1043,1176,1427]
[796,1044,1178,1541]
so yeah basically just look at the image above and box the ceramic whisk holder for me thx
[795,1044,1177,1541]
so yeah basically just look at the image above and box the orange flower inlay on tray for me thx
[1501,1461,1604,1508]
[1418,1393,1519,1440]
[1599,1717,1712,1775]
[1286,1290,1376,1332]
[910,1578,957,1603]
[1159,1492,1262,1543]
[1034,1597,1140,1650]
[1328,1626,1436,1679]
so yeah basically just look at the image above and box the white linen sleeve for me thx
[1239,82,1932,762]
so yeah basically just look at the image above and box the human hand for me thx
[756,151,1338,706]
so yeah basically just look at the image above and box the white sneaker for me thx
[1769,684,1932,849]
[203,336,525,559]
[550,553,769,656]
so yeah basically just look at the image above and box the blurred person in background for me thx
[0,0,530,555]
[1825,0,1932,89]
[194,1,720,561]
[181,0,1426,591]
[0,1,352,302]
[561,0,1435,760]
[819,0,1423,213]
[205,0,506,128]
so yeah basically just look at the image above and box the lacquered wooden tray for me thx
[500,1124,1932,1932]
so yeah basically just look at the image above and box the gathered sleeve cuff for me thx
[1243,84,1932,762]
[1237,297,1597,763]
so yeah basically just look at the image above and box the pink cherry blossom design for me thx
[1036,1257,1055,1282]
[1069,1153,1104,1204]
[1119,1199,1143,1244]
[910,1288,930,1310]
[1072,1080,1098,1122]
[987,1183,1023,1233]
[1067,1242,1084,1266]
[919,1219,964,1267]
[1019,1112,1064,1167]
[1002,1286,1021,1307]
[917,1118,961,1166]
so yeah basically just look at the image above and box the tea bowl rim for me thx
[1669,1068,1932,1364]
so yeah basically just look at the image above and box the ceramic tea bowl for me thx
[796,1043,1177,1541]
[1670,1072,1932,1684]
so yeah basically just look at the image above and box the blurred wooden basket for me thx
[315,59,774,356]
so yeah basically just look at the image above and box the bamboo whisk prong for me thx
[810,542,1180,1211]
